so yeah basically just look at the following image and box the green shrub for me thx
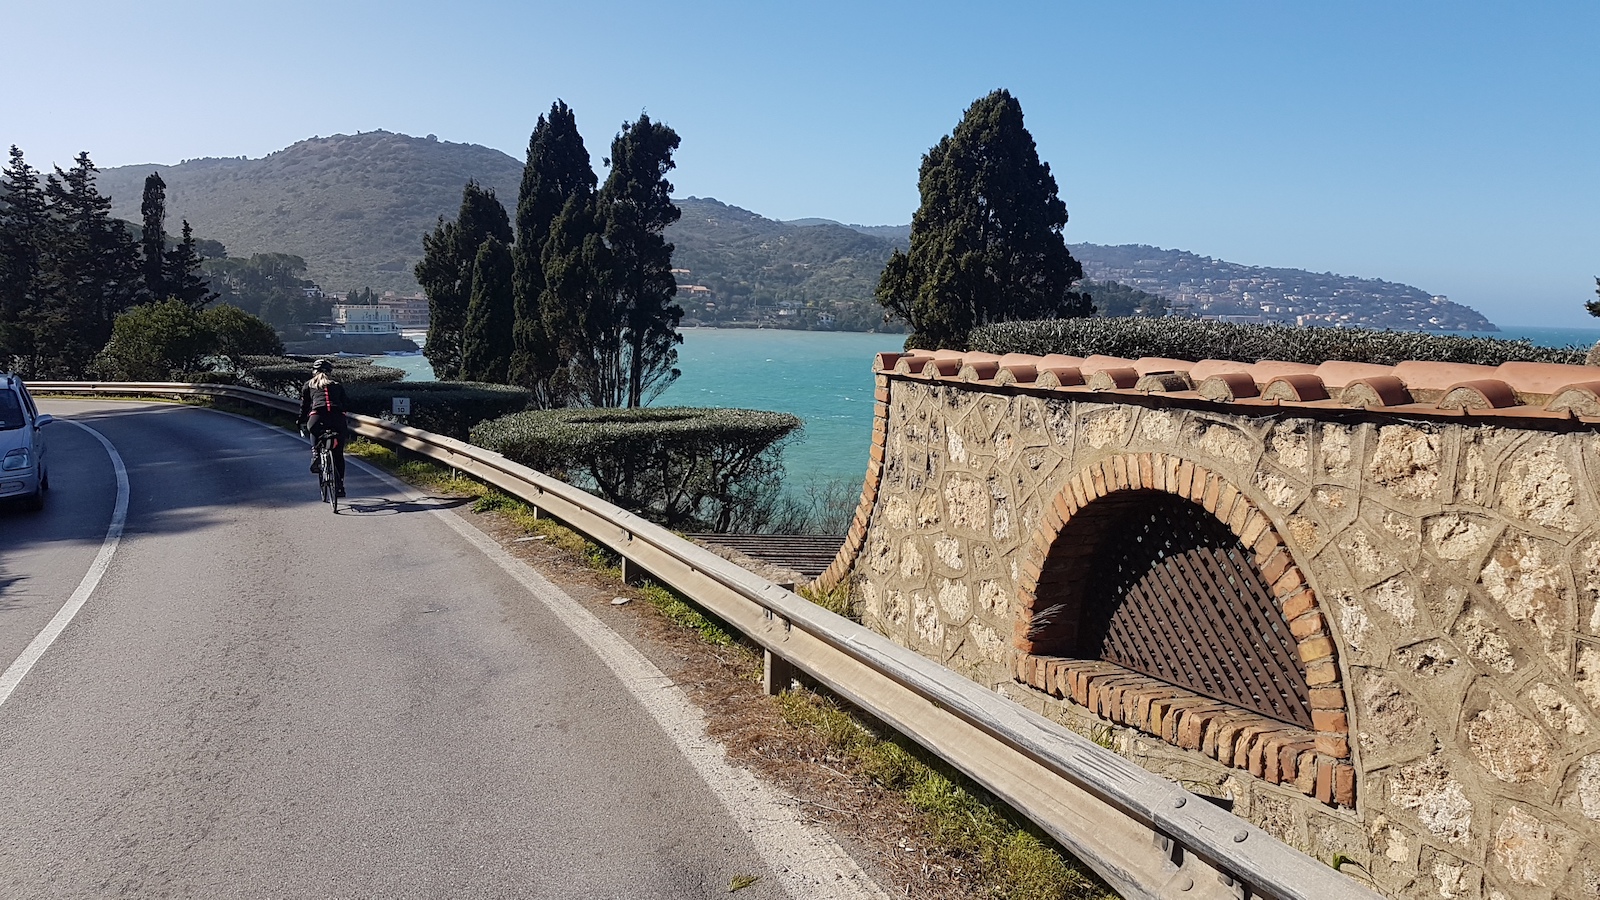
[968,317,1587,367]
[472,406,802,531]
[346,381,532,440]
[242,356,405,393]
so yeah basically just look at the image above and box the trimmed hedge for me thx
[967,317,1587,367]
[345,381,533,440]
[472,406,802,531]
[241,356,406,394]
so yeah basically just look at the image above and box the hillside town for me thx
[1072,243,1497,331]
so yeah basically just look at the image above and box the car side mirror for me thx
[35,414,53,428]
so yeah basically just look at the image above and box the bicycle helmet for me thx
[312,359,333,373]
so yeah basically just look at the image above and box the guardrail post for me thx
[763,649,797,696]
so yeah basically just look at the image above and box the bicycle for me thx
[303,428,340,513]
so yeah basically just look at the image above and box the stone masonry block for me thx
[1138,453,1154,490]
[1203,475,1222,512]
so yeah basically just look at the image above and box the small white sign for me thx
[392,397,411,416]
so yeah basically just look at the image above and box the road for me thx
[0,400,881,900]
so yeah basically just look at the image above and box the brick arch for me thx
[1014,452,1357,807]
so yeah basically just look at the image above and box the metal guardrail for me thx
[37,382,1385,900]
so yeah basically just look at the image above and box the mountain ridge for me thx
[94,130,1494,330]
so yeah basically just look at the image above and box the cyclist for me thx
[296,359,348,497]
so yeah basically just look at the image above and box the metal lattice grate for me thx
[1078,493,1314,728]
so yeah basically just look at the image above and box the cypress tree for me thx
[460,236,515,383]
[415,181,511,380]
[165,220,217,309]
[140,172,168,300]
[0,146,52,370]
[876,89,1089,349]
[597,114,683,408]
[510,100,596,400]
[42,152,144,376]
[539,192,615,406]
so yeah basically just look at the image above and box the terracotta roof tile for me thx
[874,346,1600,427]
[1314,361,1396,388]
[1495,362,1600,395]
[1547,381,1600,417]
[1438,379,1519,410]
[1341,376,1412,408]
[1088,367,1141,390]
[1189,359,1257,382]
[1197,372,1261,401]
[1391,361,1499,392]
[996,364,1039,385]
[1130,357,1195,376]
[1081,354,1138,373]
[1135,372,1194,392]
[891,354,933,375]
[959,359,1001,381]
[1261,374,1330,402]
[1248,361,1319,383]
[1037,366,1086,388]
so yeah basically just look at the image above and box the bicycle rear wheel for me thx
[326,443,340,513]
[318,442,336,508]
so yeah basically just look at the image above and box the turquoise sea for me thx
[374,323,1600,489]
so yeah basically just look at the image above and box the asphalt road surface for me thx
[0,400,881,900]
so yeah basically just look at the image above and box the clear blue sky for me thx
[6,1,1596,327]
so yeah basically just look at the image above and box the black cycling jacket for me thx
[298,380,349,426]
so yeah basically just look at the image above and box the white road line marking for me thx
[349,456,891,900]
[0,419,129,708]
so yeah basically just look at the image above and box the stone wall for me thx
[819,350,1600,900]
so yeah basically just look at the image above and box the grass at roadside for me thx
[350,435,1114,900]
[776,691,1116,900]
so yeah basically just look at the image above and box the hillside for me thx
[1068,244,1494,331]
[672,198,899,330]
[99,131,524,294]
[97,130,1496,331]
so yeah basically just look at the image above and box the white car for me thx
[0,374,53,510]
